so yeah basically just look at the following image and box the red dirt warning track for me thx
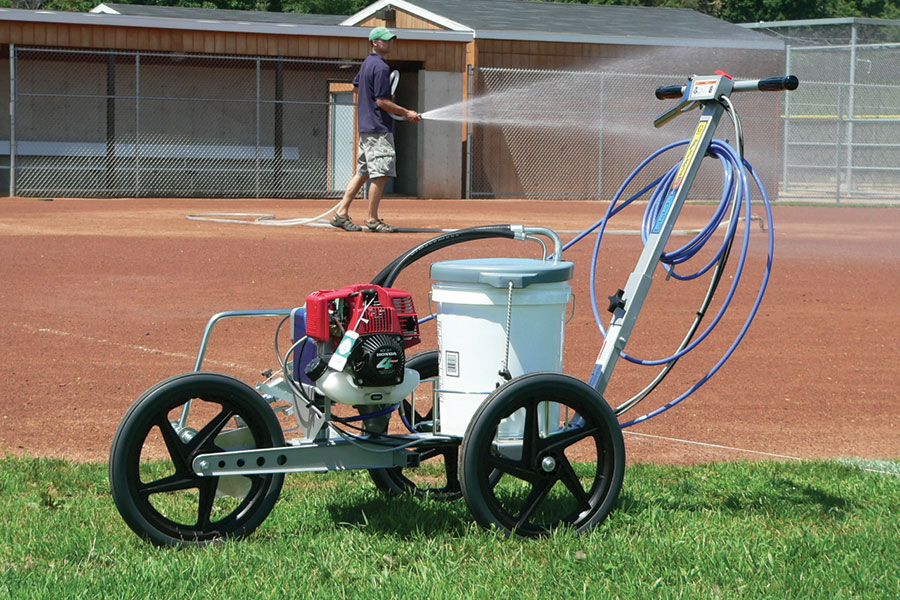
[1,197,897,465]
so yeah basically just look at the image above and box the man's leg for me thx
[335,173,368,218]
[366,176,388,223]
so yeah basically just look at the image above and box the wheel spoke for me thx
[540,425,601,455]
[444,447,460,490]
[488,468,503,489]
[196,479,218,529]
[187,407,236,454]
[139,473,198,497]
[515,480,554,530]
[156,415,189,465]
[520,399,540,460]
[487,453,539,483]
[557,456,591,512]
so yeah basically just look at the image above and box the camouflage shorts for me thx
[357,132,396,179]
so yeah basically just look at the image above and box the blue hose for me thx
[563,138,774,427]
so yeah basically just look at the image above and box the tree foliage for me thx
[550,0,900,21]
[31,0,900,23]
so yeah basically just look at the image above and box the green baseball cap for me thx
[369,26,397,42]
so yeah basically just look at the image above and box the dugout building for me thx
[0,0,784,199]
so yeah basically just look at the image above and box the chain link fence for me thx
[9,47,361,198]
[466,67,785,202]
[751,19,900,202]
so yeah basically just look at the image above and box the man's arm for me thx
[376,97,421,121]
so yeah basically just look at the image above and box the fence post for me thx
[846,23,857,196]
[9,44,16,197]
[274,59,284,193]
[465,64,473,199]
[106,54,116,196]
[782,45,791,198]
[595,73,604,200]
[255,58,261,199]
[135,52,141,197]
[836,85,844,203]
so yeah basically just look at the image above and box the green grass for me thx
[1,456,898,600]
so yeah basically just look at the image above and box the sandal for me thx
[330,213,361,232]
[366,219,396,233]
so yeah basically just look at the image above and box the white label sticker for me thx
[445,351,459,377]
[689,78,719,101]
[327,330,359,372]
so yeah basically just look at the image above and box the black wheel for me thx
[109,372,285,546]
[361,350,461,499]
[459,372,625,537]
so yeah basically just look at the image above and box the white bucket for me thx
[430,258,574,437]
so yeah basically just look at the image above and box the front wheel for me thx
[109,372,285,546]
[459,372,625,538]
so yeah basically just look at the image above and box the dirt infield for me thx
[1,196,898,465]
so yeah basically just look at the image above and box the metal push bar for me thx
[588,75,797,396]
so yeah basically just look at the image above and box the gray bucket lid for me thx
[431,258,574,289]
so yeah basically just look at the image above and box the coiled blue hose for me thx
[562,138,774,427]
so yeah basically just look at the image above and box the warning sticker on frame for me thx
[689,78,720,101]
[651,118,709,234]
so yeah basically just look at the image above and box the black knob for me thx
[608,289,626,313]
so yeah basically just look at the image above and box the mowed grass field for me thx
[1,456,898,600]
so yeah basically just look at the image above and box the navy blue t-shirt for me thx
[353,53,393,134]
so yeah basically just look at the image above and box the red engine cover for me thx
[306,284,420,349]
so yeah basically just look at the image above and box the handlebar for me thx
[655,75,799,100]
[733,75,799,92]
[655,85,684,100]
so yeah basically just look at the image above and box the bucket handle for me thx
[524,235,548,262]
[566,292,576,325]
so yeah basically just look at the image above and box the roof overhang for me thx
[90,3,118,14]
[341,0,472,32]
[343,1,783,50]
[741,17,900,29]
[476,28,785,50]
[0,7,474,41]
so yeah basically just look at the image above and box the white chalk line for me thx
[625,431,900,476]
[12,322,262,373]
[10,323,899,476]
[624,430,803,461]
[834,457,900,477]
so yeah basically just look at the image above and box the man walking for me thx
[331,26,421,233]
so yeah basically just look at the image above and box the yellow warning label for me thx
[674,119,708,189]
[651,117,710,234]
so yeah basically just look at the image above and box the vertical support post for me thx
[9,44,16,197]
[596,72,604,200]
[274,59,284,193]
[836,86,844,203]
[781,45,791,197]
[135,52,141,197]
[255,58,261,199]
[846,22,857,197]
[589,98,726,397]
[106,53,116,196]
[465,64,473,199]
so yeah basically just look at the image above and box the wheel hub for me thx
[540,455,557,473]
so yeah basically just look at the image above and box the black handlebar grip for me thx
[655,84,685,100]
[758,75,799,92]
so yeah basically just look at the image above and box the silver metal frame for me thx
[175,226,565,477]
[588,75,783,396]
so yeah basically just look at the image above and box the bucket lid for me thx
[431,258,574,289]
